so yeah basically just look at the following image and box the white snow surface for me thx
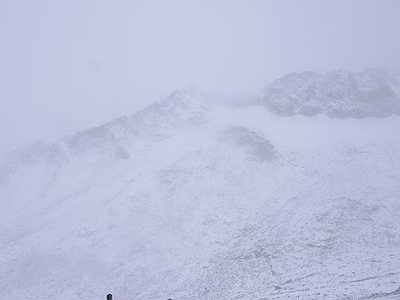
[1,81,400,300]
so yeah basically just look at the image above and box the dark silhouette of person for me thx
[106,294,113,300]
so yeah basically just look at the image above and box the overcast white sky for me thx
[1,0,400,156]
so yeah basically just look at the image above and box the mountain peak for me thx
[165,83,212,110]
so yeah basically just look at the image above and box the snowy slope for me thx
[1,73,400,300]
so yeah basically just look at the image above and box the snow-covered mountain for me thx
[1,69,400,300]
[260,67,400,118]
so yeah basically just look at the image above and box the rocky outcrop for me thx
[261,68,400,118]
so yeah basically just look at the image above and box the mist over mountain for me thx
[1,68,400,300]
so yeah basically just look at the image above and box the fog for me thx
[1,0,400,156]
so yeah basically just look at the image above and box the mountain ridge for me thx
[2,67,399,169]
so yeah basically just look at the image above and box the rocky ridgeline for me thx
[2,68,400,184]
[261,68,400,118]
[0,86,211,184]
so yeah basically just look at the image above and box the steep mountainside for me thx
[260,68,400,118]
[1,71,400,300]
